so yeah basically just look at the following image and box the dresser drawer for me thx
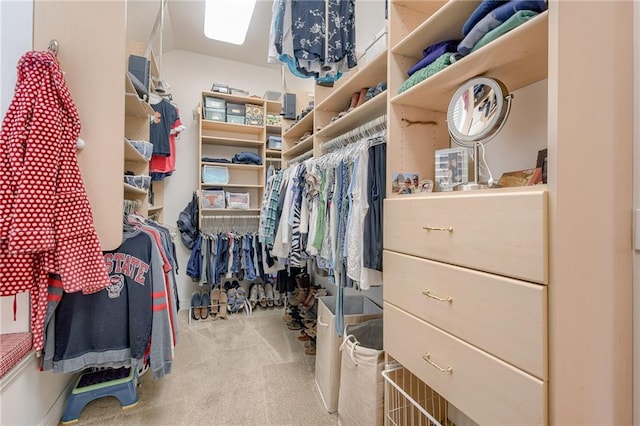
[384,303,547,425]
[384,251,547,379]
[384,189,548,284]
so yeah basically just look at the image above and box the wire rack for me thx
[382,363,449,426]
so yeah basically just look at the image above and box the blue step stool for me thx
[61,367,138,424]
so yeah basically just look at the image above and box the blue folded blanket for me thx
[462,0,506,36]
[458,0,547,56]
[471,10,539,53]
[232,151,262,165]
[407,40,459,76]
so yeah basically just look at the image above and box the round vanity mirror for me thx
[447,76,512,190]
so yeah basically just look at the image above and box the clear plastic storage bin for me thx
[202,165,230,184]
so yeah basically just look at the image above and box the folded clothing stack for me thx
[399,0,547,93]
[232,151,262,165]
[457,0,547,56]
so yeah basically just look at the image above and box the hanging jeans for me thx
[363,143,386,271]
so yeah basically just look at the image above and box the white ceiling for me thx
[127,0,280,69]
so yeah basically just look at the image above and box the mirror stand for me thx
[447,77,513,191]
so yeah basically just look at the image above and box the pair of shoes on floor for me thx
[229,286,246,313]
[286,319,303,330]
[304,340,316,355]
[191,292,211,320]
[209,286,227,320]
[265,283,275,307]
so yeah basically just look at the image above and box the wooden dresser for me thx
[383,188,548,424]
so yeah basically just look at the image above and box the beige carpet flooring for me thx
[72,307,337,425]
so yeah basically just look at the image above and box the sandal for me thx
[191,292,202,320]
[210,286,220,318]
[218,290,228,319]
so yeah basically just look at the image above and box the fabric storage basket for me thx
[202,165,229,184]
[201,189,225,209]
[226,192,250,209]
[338,318,385,426]
[315,295,383,413]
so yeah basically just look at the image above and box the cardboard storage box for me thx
[226,103,245,116]
[204,107,225,122]
[245,104,264,126]
[204,96,226,109]
[226,114,245,124]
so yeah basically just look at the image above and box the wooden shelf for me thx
[124,182,148,195]
[266,125,282,134]
[283,135,314,159]
[124,138,149,163]
[391,12,548,112]
[149,50,159,80]
[393,0,447,17]
[201,119,264,135]
[201,135,263,148]
[315,50,388,113]
[125,93,153,118]
[266,149,282,156]
[282,111,314,139]
[201,162,264,171]
[266,100,283,114]
[315,91,387,139]
[201,183,263,189]
[202,90,266,106]
[148,205,163,213]
[392,0,481,59]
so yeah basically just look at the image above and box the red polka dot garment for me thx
[0,51,110,352]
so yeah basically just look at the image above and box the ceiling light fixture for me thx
[204,0,257,45]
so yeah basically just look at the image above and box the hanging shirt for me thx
[150,99,178,157]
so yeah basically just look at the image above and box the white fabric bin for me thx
[315,295,383,413]
[338,318,385,426]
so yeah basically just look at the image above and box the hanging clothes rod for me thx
[321,114,387,154]
[286,149,314,166]
[202,215,260,221]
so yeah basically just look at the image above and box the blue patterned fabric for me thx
[273,0,356,83]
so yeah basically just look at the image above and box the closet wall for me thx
[159,50,313,308]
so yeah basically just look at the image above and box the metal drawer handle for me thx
[422,353,453,374]
[422,225,454,232]
[422,290,453,303]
